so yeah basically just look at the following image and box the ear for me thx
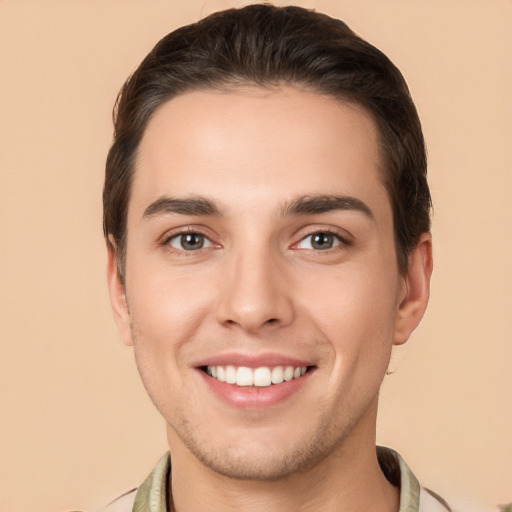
[393,233,433,346]
[106,236,133,346]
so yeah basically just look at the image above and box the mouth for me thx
[196,355,316,408]
[201,365,312,387]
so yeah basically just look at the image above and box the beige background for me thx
[0,1,511,511]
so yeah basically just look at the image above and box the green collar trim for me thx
[133,447,420,512]
[133,452,170,512]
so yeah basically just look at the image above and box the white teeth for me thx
[283,366,294,381]
[205,365,308,387]
[271,366,284,384]
[225,365,236,384]
[254,367,272,387]
[236,366,253,386]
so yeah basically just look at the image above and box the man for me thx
[103,4,443,511]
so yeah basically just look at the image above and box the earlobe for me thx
[393,233,433,346]
[106,236,133,346]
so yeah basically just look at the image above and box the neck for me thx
[166,409,399,512]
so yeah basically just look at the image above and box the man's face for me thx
[108,87,430,480]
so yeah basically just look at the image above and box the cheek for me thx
[299,260,399,359]
[125,267,215,410]
[124,273,217,410]
[126,259,216,341]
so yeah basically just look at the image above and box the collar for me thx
[130,447,425,512]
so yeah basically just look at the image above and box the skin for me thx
[107,87,432,512]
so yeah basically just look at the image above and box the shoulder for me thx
[420,488,452,512]
[99,488,137,512]
[377,446,453,512]
[96,452,170,512]
[98,488,137,512]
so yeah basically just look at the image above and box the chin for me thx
[190,444,326,482]
[173,414,356,482]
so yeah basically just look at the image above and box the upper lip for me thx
[192,352,314,368]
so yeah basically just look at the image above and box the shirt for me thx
[103,447,451,512]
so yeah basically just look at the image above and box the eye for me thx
[296,232,343,251]
[167,232,213,251]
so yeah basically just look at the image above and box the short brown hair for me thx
[104,4,431,276]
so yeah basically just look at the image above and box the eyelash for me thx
[160,227,351,256]
[162,227,216,255]
[292,229,351,252]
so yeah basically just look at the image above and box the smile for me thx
[204,365,308,387]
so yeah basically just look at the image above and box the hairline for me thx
[112,81,406,280]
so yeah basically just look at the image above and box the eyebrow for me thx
[282,195,374,219]
[142,193,373,220]
[143,196,222,218]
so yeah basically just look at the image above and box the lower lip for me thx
[198,369,312,409]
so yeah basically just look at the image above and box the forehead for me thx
[131,87,389,220]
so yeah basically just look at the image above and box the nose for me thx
[215,247,294,334]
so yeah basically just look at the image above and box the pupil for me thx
[182,234,203,250]
[312,233,333,250]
